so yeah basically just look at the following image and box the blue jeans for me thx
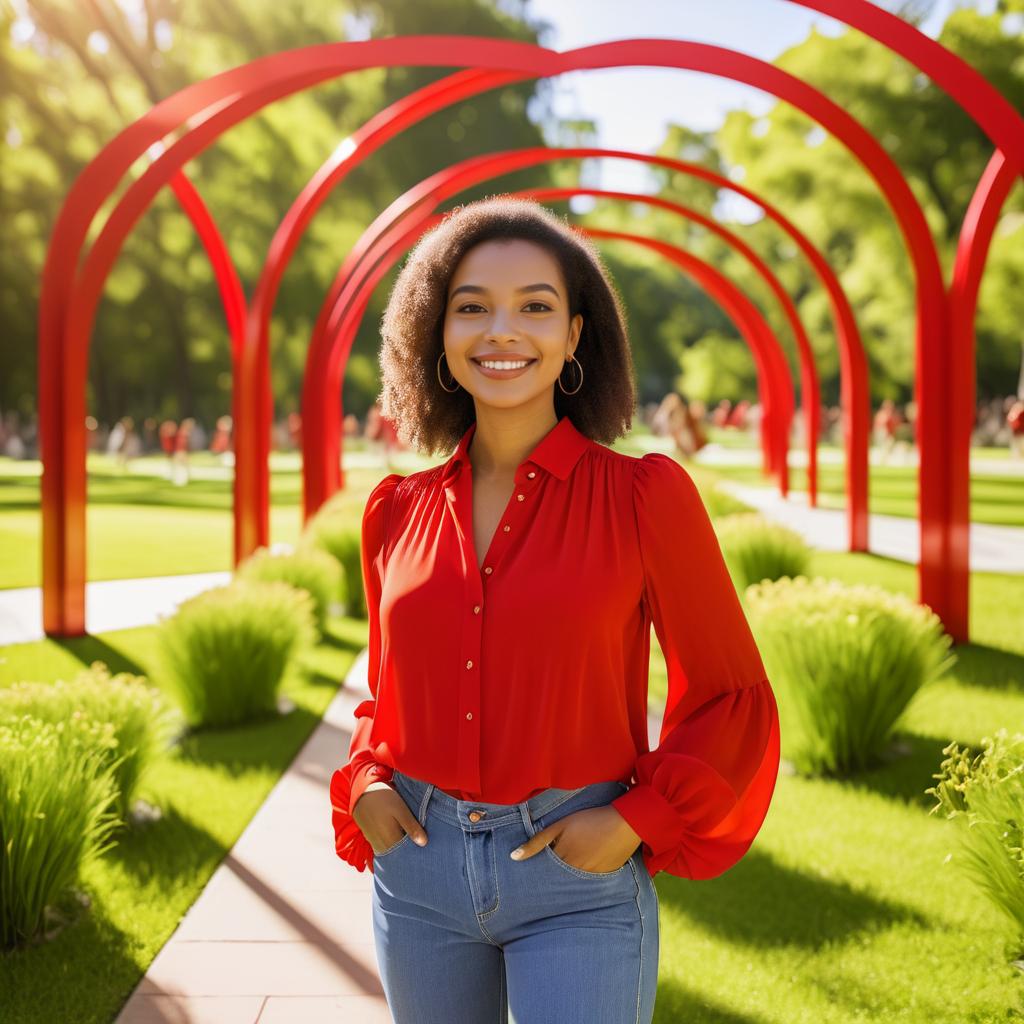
[371,768,660,1023]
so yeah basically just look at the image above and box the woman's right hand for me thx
[353,780,429,854]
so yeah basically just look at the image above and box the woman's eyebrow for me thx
[449,282,559,299]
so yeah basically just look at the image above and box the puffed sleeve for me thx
[610,452,781,880]
[330,471,402,872]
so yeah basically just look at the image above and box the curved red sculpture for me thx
[267,138,865,539]
[303,169,811,512]
[523,186,821,500]
[38,12,1024,641]
[311,203,796,513]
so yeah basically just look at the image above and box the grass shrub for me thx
[927,729,1024,945]
[699,483,755,520]
[0,714,121,950]
[715,513,813,589]
[158,579,316,728]
[235,544,341,635]
[745,575,956,775]
[304,507,364,619]
[0,663,181,823]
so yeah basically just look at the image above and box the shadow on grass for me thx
[657,846,929,951]
[951,643,1024,696]
[822,729,972,811]
[52,634,147,676]
[0,892,143,1024]
[105,802,224,886]
[652,977,769,1024]
[317,626,364,655]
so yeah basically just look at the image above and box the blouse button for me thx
[484,566,493,574]
[466,659,473,669]
[516,493,524,501]
[527,471,536,479]
[473,605,481,614]
[465,711,473,720]
[503,525,510,532]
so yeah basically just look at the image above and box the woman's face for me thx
[442,238,583,410]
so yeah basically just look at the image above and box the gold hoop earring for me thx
[437,351,461,393]
[558,355,583,395]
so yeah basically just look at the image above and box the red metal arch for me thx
[510,187,820,500]
[158,149,843,523]
[281,49,948,638]
[148,161,807,513]
[304,110,932,550]
[947,150,1020,629]
[309,198,797,517]
[303,170,810,512]
[264,137,866,543]
[38,21,1024,637]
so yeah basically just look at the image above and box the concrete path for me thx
[112,648,665,1024]
[0,571,232,646]
[113,648,391,1024]
[714,479,1024,575]
[692,441,1024,477]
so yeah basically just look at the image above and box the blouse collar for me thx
[443,415,591,483]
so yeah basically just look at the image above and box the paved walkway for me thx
[0,571,233,646]
[714,480,1024,574]
[693,441,1024,477]
[112,647,665,1023]
[3,476,1021,649]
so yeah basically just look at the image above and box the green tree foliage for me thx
[2,2,1021,425]
[0,0,562,427]
[704,5,1023,405]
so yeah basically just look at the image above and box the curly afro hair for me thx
[377,195,637,457]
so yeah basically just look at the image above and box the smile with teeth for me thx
[472,357,537,371]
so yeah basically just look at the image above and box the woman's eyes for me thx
[455,302,553,313]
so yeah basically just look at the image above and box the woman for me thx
[330,196,781,1023]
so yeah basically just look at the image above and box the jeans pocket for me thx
[370,777,418,859]
[373,830,412,858]
[536,781,632,881]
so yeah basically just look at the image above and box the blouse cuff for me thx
[329,765,374,873]
[329,760,395,874]
[611,758,743,861]
[610,782,685,859]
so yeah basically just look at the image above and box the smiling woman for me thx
[330,196,781,1024]
[374,195,636,455]
[445,237,583,400]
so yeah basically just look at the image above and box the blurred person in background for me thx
[365,399,402,470]
[142,416,159,454]
[287,411,302,451]
[159,419,178,480]
[117,416,141,469]
[172,417,195,485]
[711,398,732,429]
[726,398,750,430]
[873,398,901,463]
[106,416,126,458]
[1007,397,1024,459]
[652,392,706,460]
[211,414,234,466]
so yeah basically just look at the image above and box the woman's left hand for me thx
[510,805,642,873]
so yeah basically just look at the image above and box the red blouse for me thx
[330,414,780,880]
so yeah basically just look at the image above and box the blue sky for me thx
[520,0,995,200]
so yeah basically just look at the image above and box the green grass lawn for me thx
[707,458,1024,526]
[0,614,369,1024]
[2,442,1024,1022]
[0,450,396,588]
